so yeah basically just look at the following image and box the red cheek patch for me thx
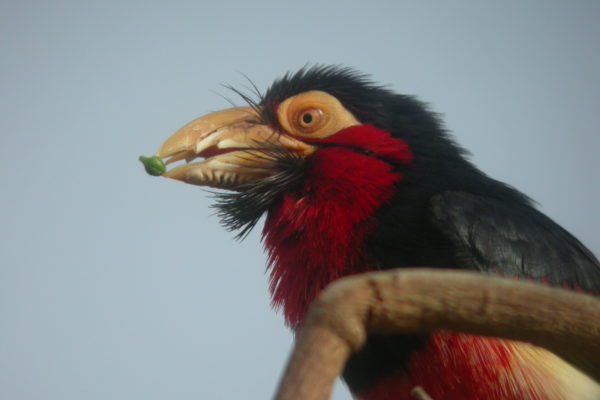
[308,124,413,165]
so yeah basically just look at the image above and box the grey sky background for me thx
[1,1,598,399]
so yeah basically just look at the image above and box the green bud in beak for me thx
[139,155,165,176]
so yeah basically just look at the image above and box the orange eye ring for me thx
[276,91,359,138]
[295,108,325,133]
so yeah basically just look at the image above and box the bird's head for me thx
[149,66,463,236]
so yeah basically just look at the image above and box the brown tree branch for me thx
[274,268,600,400]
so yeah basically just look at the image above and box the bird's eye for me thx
[296,108,324,133]
[276,91,359,138]
[302,112,313,124]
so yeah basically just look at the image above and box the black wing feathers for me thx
[429,191,600,293]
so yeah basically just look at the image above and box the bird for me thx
[147,66,600,399]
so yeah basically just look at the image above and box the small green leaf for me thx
[139,155,165,176]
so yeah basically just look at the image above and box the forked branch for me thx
[274,268,600,400]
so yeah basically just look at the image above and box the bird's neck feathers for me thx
[262,125,411,329]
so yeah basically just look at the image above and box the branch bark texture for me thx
[274,268,600,400]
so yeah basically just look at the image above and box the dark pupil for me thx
[302,112,313,124]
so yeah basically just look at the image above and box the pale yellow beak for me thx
[154,106,314,189]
